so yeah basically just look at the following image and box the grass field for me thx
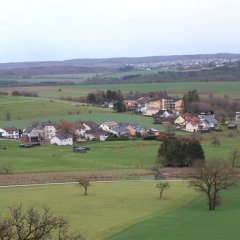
[0,96,111,121]
[109,182,240,240]
[1,135,240,174]
[0,140,160,173]
[0,96,163,129]
[71,81,240,98]
[1,81,240,99]
[0,181,197,240]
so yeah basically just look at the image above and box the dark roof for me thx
[82,121,99,129]
[54,133,72,140]
[74,122,86,130]
[198,110,214,116]
[23,127,34,134]
[2,127,19,132]
[85,129,107,135]
[157,109,173,115]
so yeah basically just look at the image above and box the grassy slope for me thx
[109,183,240,240]
[0,140,160,172]
[0,96,110,121]
[0,181,196,240]
[0,96,162,129]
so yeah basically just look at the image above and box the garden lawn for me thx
[0,140,160,173]
[0,181,196,240]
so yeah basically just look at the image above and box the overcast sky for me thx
[0,0,240,62]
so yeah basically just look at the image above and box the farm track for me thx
[0,167,239,186]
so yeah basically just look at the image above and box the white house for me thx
[142,107,159,116]
[99,121,118,132]
[50,133,73,146]
[236,111,240,121]
[36,123,57,141]
[0,127,20,139]
[185,121,199,132]
[22,127,40,142]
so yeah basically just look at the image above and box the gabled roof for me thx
[129,124,144,131]
[54,133,72,140]
[23,127,34,134]
[82,121,99,129]
[36,122,55,130]
[85,129,107,135]
[101,121,118,128]
[136,97,151,104]
[2,127,19,132]
[74,122,86,131]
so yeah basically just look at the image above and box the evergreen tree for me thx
[157,139,205,167]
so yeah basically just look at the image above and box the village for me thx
[0,95,239,146]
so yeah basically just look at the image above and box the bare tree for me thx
[190,159,234,211]
[156,182,170,199]
[0,205,85,240]
[78,179,90,196]
[229,148,240,168]
[211,137,220,147]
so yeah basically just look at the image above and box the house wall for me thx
[142,108,159,116]
[174,116,185,125]
[175,99,183,111]
[145,100,161,109]
[0,129,7,138]
[185,123,199,132]
[50,137,73,145]
[42,126,56,140]
[236,112,240,121]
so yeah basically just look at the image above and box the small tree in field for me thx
[156,182,170,199]
[190,159,234,211]
[211,137,220,147]
[78,179,90,195]
[229,148,240,168]
[0,205,85,240]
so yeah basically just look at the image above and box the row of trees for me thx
[87,90,123,104]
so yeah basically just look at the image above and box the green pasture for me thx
[69,81,240,98]
[202,135,240,160]
[0,96,111,121]
[1,135,240,173]
[0,96,162,129]
[2,81,240,99]
[109,182,240,240]
[0,181,197,240]
[0,140,160,173]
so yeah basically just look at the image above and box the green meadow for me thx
[0,140,160,173]
[0,96,110,121]
[2,81,240,99]
[0,181,239,240]
[109,182,240,240]
[1,136,239,174]
[0,181,197,240]
[0,96,163,129]
[71,81,240,98]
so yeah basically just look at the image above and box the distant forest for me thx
[82,66,240,85]
[0,53,240,86]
